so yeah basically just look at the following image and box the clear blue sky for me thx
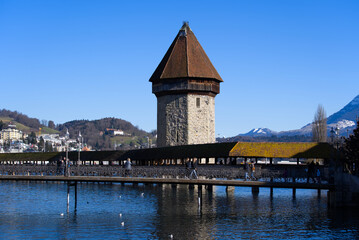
[1,0,358,137]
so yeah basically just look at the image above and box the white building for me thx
[0,128,23,141]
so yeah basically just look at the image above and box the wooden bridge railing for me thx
[0,164,328,183]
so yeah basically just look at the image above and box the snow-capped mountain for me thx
[327,95,359,125]
[239,95,359,137]
[241,128,277,137]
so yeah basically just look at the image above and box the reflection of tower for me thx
[155,184,217,239]
[149,22,223,147]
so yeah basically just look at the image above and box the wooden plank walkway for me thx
[0,175,330,190]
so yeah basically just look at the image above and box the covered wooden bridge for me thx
[0,142,338,184]
[0,142,337,166]
[120,142,337,166]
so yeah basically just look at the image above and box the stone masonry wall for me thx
[187,94,215,144]
[157,94,215,147]
[157,94,188,147]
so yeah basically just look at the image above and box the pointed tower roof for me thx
[149,22,223,83]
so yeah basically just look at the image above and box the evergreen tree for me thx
[27,132,37,144]
[45,141,54,152]
[38,137,44,152]
[343,120,359,175]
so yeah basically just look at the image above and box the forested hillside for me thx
[0,109,155,150]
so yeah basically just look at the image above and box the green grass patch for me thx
[0,117,13,122]
[41,127,60,134]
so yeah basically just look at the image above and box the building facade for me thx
[150,23,223,147]
[0,128,23,141]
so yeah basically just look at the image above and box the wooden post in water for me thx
[226,186,235,193]
[66,181,78,211]
[252,186,259,195]
[198,184,203,210]
[67,182,70,212]
[74,181,77,209]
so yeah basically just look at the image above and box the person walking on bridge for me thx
[57,157,64,175]
[244,161,250,181]
[250,161,256,180]
[186,159,198,179]
[124,158,132,177]
[64,157,70,177]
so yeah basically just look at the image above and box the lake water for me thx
[0,181,358,239]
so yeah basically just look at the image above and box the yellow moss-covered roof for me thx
[229,142,335,159]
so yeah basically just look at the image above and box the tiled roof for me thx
[149,22,223,83]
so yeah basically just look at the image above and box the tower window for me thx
[196,98,200,108]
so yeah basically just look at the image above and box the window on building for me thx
[196,98,200,108]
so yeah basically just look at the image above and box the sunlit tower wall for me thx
[149,22,223,147]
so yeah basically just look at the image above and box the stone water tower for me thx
[149,22,223,147]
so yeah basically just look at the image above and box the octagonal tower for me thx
[149,22,223,147]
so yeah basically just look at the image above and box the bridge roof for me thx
[149,22,223,83]
[120,142,336,160]
[229,142,335,159]
[0,142,337,163]
[121,142,236,160]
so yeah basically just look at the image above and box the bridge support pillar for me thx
[292,188,296,198]
[270,187,273,197]
[226,186,235,193]
[198,185,203,209]
[206,184,213,192]
[252,186,259,195]
[67,181,77,211]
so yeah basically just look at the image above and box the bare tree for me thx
[41,119,48,126]
[312,104,327,142]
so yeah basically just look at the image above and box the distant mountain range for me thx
[3,94,359,146]
[239,95,359,138]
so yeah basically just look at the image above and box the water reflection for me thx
[0,181,358,239]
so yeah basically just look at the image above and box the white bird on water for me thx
[60,213,64,216]
[119,213,122,217]
[169,234,173,239]
[121,222,125,226]
[141,193,144,197]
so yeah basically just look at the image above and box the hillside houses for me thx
[0,125,90,153]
